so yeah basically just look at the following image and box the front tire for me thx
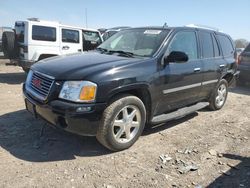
[97,95,146,151]
[208,79,228,110]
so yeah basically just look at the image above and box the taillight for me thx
[237,55,241,65]
[23,46,28,53]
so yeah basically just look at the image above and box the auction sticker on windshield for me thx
[144,30,162,34]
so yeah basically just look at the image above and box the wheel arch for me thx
[107,84,152,123]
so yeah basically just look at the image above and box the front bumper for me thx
[23,85,106,136]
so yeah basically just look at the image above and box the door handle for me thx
[62,46,70,50]
[219,64,225,68]
[194,68,201,72]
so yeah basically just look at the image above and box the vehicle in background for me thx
[23,25,239,151]
[98,28,107,35]
[236,48,244,56]
[0,27,13,57]
[238,43,250,84]
[102,26,130,41]
[2,18,103,72]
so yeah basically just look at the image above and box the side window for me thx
[200,32,214,58]
[217,35,234,56]
[62,29,79,43]
[167,31,198,60]
[212,35,220,57]
[32,25,56,42]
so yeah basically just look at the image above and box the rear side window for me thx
[200,32,213,58]
[32,25,56,42]
[62,29,79,43]
[167,31,198,60]
[217,35,234,56]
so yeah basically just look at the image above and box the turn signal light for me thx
[79,86,96,101]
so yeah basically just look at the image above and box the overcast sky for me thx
[1,0,249,41]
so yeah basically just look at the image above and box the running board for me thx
[151,102,209,124]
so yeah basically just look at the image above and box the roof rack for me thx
[185,24,220,32]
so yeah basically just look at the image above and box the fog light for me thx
[76,106,92,112]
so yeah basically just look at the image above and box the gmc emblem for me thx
[32,78,42,88]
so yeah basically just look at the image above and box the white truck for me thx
[2,18,103,72]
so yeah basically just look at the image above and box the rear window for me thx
[32,25,56,42]
[82,30,102,44]
[62,29,79,43]
[217,35,234,56]
[200,32,214,58]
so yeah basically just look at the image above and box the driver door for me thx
[157,30,203,113]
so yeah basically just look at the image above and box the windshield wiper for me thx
[108,50,135,57]
[96,47,108,53]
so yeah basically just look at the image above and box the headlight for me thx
[59,81,97,103]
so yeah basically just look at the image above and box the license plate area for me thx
[25,99,37,117]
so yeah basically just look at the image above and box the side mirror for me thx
[164,51,189,64]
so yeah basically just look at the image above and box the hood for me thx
[32,52,143,80]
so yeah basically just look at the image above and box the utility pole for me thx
[85,8,88,28]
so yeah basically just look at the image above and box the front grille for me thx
[28,71,54,101]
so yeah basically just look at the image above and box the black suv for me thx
[23,26,238,151]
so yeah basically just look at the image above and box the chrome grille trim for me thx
[26,71,55,101]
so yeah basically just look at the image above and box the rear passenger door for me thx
[199,32,234,99]
[60,28,82,55]
[198,31,224,98]
[158,30,203,114]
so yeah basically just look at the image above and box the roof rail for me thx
[185,24,220,32]
[27,18,40,22]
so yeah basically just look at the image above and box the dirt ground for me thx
[0,59,249,188]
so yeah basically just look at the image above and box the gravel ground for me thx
[0,59,249,188]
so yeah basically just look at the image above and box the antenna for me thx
[85,8,88,28]
[163,22,168,28]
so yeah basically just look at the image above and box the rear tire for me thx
[2,31,18,59]
[96,95,146,151]
[208,79,228,111]
[22,67,30,73]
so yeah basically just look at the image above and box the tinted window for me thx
[212,35,220,57]
[217,35,234,56]
[200,32,213,58]
[32,25,56,41]
[62,29,79,43]
[167,31,198,60]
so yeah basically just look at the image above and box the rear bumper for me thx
[11,59,35,69]
[23,84,106,136]
[238,65,250,81]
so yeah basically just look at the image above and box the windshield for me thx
[98,28,169,57]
